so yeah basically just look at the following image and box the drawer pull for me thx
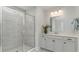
[64,42,66,44]
[52,40,55,42]
[68,39,72,40]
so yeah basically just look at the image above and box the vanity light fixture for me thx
[54,11,58,15]
[58,10,63,13]
[50,10,63,17]
[50,12,54,17]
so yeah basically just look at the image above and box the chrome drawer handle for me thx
[52,40,55,42]
[68,39,72,40]
[64,42,66,44]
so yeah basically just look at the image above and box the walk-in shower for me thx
[0,6,35,52]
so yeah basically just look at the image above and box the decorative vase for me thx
[42,25,49,34]
[44,27,48,34]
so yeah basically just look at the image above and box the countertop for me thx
[44,33,79,38]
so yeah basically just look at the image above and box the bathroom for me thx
[0,6,79,52]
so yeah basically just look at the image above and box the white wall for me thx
[76,7,79,18]
[35,7,45,49]
[26,7,36,16]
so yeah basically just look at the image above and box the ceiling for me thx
[16,6,64,12]
[17,6,36,11]
[17,6,54,11]
[40,6,55,10]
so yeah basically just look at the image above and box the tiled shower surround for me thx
[0,7,35,52]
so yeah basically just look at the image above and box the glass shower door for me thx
[2,7,23,52]
[23,14,35,52]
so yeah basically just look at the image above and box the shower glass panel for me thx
[23,14,35,52]
[2,7,23,52]
[1,6,35,52]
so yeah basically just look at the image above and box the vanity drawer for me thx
[46,35,63,39]
[64,37,77,41]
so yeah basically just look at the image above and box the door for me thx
[55,39,64,52]
[46,38,55,51]
[64,39,75,52]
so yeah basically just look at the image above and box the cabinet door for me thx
[40,37,46,48]
[46,38,55,51]
[55,39,64,52]
[64,40,75,52]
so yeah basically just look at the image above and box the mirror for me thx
[50,16,64,34]
[50,17,79,34]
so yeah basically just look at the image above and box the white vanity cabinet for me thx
[46,37,55,51]
[40,35,64,52]
[55,39,64,52]
[46,36,64,52]
[40,34,78,52]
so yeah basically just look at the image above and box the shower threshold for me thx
[2,45,34,52]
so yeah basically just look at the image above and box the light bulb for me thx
[58,10,63,13]
[54,11,58,14]
[51,12,54,15]
[58,10,63,15]
[50,12,54,17]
